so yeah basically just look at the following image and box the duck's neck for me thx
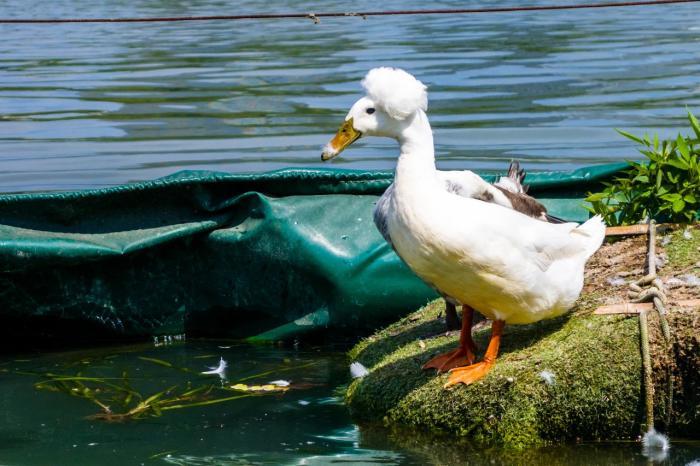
[394,110,437,191]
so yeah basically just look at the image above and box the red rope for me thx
[1,0,698,24]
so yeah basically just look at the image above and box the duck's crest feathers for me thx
[362,67,427,120]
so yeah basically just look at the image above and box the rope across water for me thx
[1,0,698,24]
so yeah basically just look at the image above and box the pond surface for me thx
[0,341,698,465]
[1,0,700,192]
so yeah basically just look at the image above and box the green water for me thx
[0,341,698,465]
[1,0,700,192]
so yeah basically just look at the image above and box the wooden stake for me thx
[594,299,700,315]
[605,224,650,236]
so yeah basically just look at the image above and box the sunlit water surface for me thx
[0,342,698,465]
[1,0,700,192]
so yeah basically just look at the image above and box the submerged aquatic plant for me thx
[586,111,700,225]
[34,371,250,422]
[29,355,315,422]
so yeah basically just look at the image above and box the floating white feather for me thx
[538,370,556,386]
[269,380,290,387]
[361,67,427,120]
[201,357,227,377]
[350,362,369,379]
[606,276,627,287]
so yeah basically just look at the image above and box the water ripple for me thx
[1,0,699,191]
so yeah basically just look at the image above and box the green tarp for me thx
[0,163,628,343]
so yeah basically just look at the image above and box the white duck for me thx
[321,67,605,387]
[381,161,566,371]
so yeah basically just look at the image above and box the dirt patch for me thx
[583,225,700,306]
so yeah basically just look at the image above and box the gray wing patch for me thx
[445,178,494,202]
[373,184,393,246]
[445,180,465,196]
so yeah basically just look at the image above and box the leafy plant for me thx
[586,111,700,226]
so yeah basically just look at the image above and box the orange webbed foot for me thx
[423,305,477,373]
[443,319,505,388]
[422,346,476,373]
[444,360,495,387]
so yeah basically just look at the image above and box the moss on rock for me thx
[346,230,699,448]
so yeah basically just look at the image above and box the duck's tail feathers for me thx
[494,160,529,194]
[508,160,528,192]
[507,160,528,193]
[571,215,606,259]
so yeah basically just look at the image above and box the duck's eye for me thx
[366,108,376,115]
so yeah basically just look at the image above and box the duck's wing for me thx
[492,186,567,223]
[373,184,394,246]
[437,170,514,208]
[519,215,606,272]
[493,161,566,223]
[439,162,565,223]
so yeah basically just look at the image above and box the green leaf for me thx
[689,110,700,139]
[641,150,661,162]
[616,129,645,145]
[676,134,690,159]
[666,159,689,170]
[672,199,686,213]
[660,193,681,202]
[585,192,608,202]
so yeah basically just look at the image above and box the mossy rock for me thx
[345,227,700,449]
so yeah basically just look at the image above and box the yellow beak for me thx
[321,118,362,161]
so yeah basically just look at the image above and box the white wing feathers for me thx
[437,170,514,208]
[528,215,605,271]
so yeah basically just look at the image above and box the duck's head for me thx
[321,67,427,161]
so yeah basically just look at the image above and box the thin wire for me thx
[1,0,698,24]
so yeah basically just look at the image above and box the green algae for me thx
[665,224,700,270]
[346,230,699,449]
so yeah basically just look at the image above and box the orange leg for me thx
[445,319,505,387]
[422,305,477,373]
